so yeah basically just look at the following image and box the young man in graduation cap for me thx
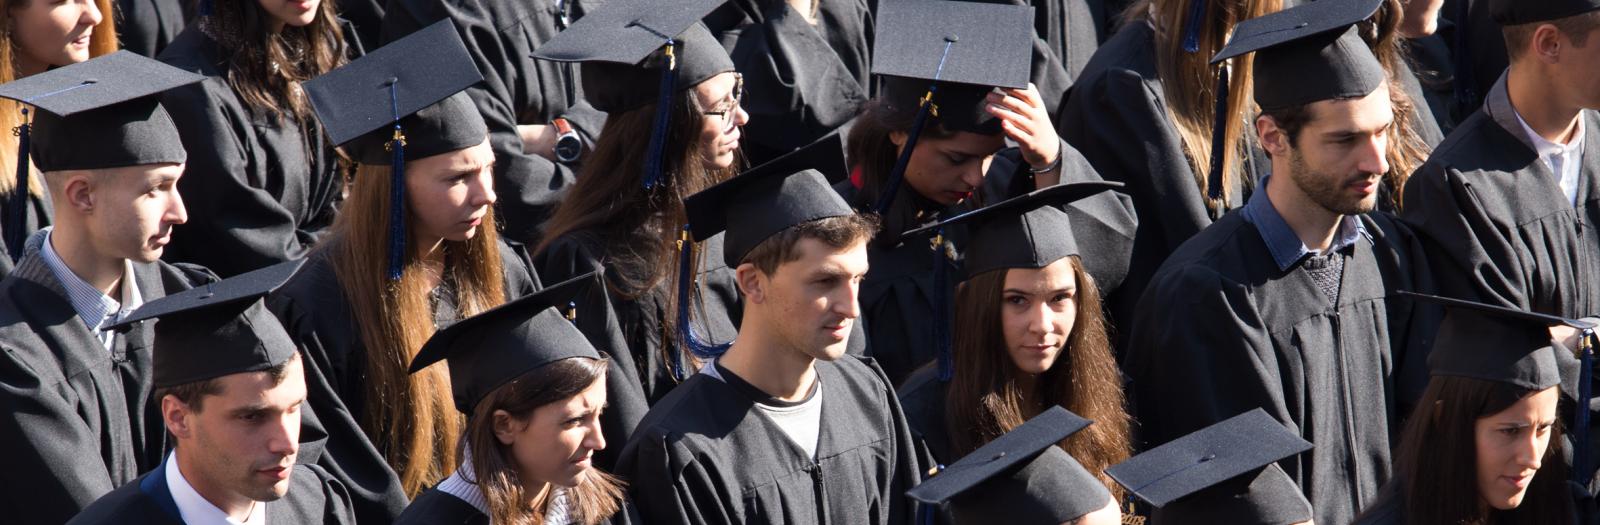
[1401,0,1600,329]
[615,145,923,524]
[0,51,222,525]
[69,260,357,525]
[1125,1,1434,523]
[906,406,1120,525]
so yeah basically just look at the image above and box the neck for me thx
[1265,173,1343,252]
[15,55,49,78]
[719,311,817,401]
[175,448,256,521]
[1507,63,1583,144]
[48,224,126,297]
[523,480,552,512]
[1012,370,1039,401]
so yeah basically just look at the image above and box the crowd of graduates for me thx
[1,0,1599,523]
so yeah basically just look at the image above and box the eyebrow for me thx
[1002,286,1076,295]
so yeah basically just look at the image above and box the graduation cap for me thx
[303,20,486,281]
[1490,0,1600,25]
[868,0,1034,214]
[409,270,605,414]
[105,259,304,388]
[903,181,1123,280]
[1200,0,1387,201]
[0,51,202,262]
[907,406,1110,524]
[1107,408,1314,525]
[533,0,734,190]
[1400,291,1594,394]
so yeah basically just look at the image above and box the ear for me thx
[492,409,520,446]
[60,174,97,214]
[1256,114,1291,158]
[162,395,194,441]
[1533,23,1565,64]
[735,262,766,304]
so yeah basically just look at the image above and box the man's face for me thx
[173,356,307,504]
[1558,27,1600,110]
[753,238,869,362]
[72,163,187,263]
[1280,84,1394,216]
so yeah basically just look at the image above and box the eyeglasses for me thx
[703,73,744,132]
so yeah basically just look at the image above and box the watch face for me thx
[556,135,583,162]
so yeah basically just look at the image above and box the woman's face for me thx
[1474,386,1559,510]
[8,0,101,74]
[891,130,1005,206]
[999,258,1077,376]
[256,0,321,30]
[694,72,747,171]
[495,371,608,489]
[405,139,496,247]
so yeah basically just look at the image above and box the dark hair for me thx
[844,96,962,207]
[463,357,625,525]
[199,0,348,124]
[741,214,880,276]
[1503,11,1600,61]
[1385,376,1571,524]
[1259,104,1318,147]
[155,352,300,414]
[943,257,1132,498]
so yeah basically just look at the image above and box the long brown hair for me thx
[0,0,117,196]
[1386,376,1571,525]
[1363,0,1434,209]
[535,85,738,376]
[198,0,346,124]
[326,163,508,496]
[1125,0,1280,211]
[944,256,1132,498]
[464,357,626,525]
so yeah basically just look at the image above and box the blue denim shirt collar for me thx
[1240,176,1369,272]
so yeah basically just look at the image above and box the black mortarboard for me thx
[903,181,1122,280]
[1491,0,1600,25]
[409,270,605,414]
[1108,408,1314,525]
[1199,0,1387,202]
[867,0,1034,214]
[303,20,487,281]
[907,407,1106,518]
[0,51,202,261]
[105,260,304,388]
[1401,292,1593,394]
[684,135,857,267]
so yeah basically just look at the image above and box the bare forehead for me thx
[1307,83,1395,132]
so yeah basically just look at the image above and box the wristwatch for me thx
[552,118,583,163]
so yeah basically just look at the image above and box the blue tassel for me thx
[1182,0,1206,53]
[672,226,730,382]
[199,0,213,16]
[1575,329,1594,485]
[873,90,936,215]
[5,108,29,263]
[642,40,678,190]
[384,82,406,281]
[1205,65,1229,202]
[933,229,954,382]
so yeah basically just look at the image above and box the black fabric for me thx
[684,138,856,267]
[156,28,345,278]
[0,190,50,268]
[65,462,357,525]
[1406,292,1584,391]
[1490,0,1600,24]
[906,406,1091,503]
[1301,251,1346,306]
[1212,0,1387,110]
[337,0,388,52]
[267,239,543,524]
[114,0,190,58]
[1125,211,1437,525]
[395,486,640,525]
[1349,482,1405,525]
[532,0,736,113]
[950,447,1109,524]
[904,181,1122,279]
[871,0,1033,89]
[1151,464,1315,525]
[0,256,214,525]
[1107,408,1313,522]
[616,355,922,524]
[896,363,956,465]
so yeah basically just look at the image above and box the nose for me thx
[268,414,300,457]
[81,0,104,28]
[473,169,497,207]
[733,105,750,129]
[1516,430,1545,472]
[963,156,991,190]
[836,280,862,320]
[168,187,189,225]
[1028,301,1053,335]
[1358,134,1390,175]
[584,420,606,453]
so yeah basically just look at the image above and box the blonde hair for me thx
[327,162,509,496]
[0,0,118,197]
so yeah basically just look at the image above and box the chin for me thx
[806,341,850,362]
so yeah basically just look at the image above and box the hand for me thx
[986,83,1060,171]
[519,124,559,160]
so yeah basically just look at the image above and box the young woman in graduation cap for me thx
[397,272,634,525]
[268,22,541,520]
[844,0,1136,385]
[531,0,750,404]
[154,0,350,277]
[0,0,117,273]
[894,183,1133,503]
[1354,294,1582,525]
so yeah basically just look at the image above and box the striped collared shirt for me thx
[38,230,142,350]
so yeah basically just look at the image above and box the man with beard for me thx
[1124,1,1435,523]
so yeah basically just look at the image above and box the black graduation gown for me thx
[1404,33,1460,137]
[704,0,874,166]
[0,250,215,525]
[267,239,541,525]
[395,481,640,524]
[64,460,357,525]
[1349,482,1404,525]
[840,148,1136,385]
[616,355,923,524]
[115,0,189,57]
[1125,211,1435,525]
[0,188,50,263]
[1059,21,1261,348]
[895,364,954,465]
[337,0,389,53]
[156,28,345,278]
[382,0,607,245]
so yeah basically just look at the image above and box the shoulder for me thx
[267,250,349,330]
[1421,109,1525,173]
[895,365,946,432]
[156,27,225,75]
[395,488,485,525]
[495,238,541,293]
[1150,213,1256,286]
[64,474,162,525]
[1074,24,1159,96]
